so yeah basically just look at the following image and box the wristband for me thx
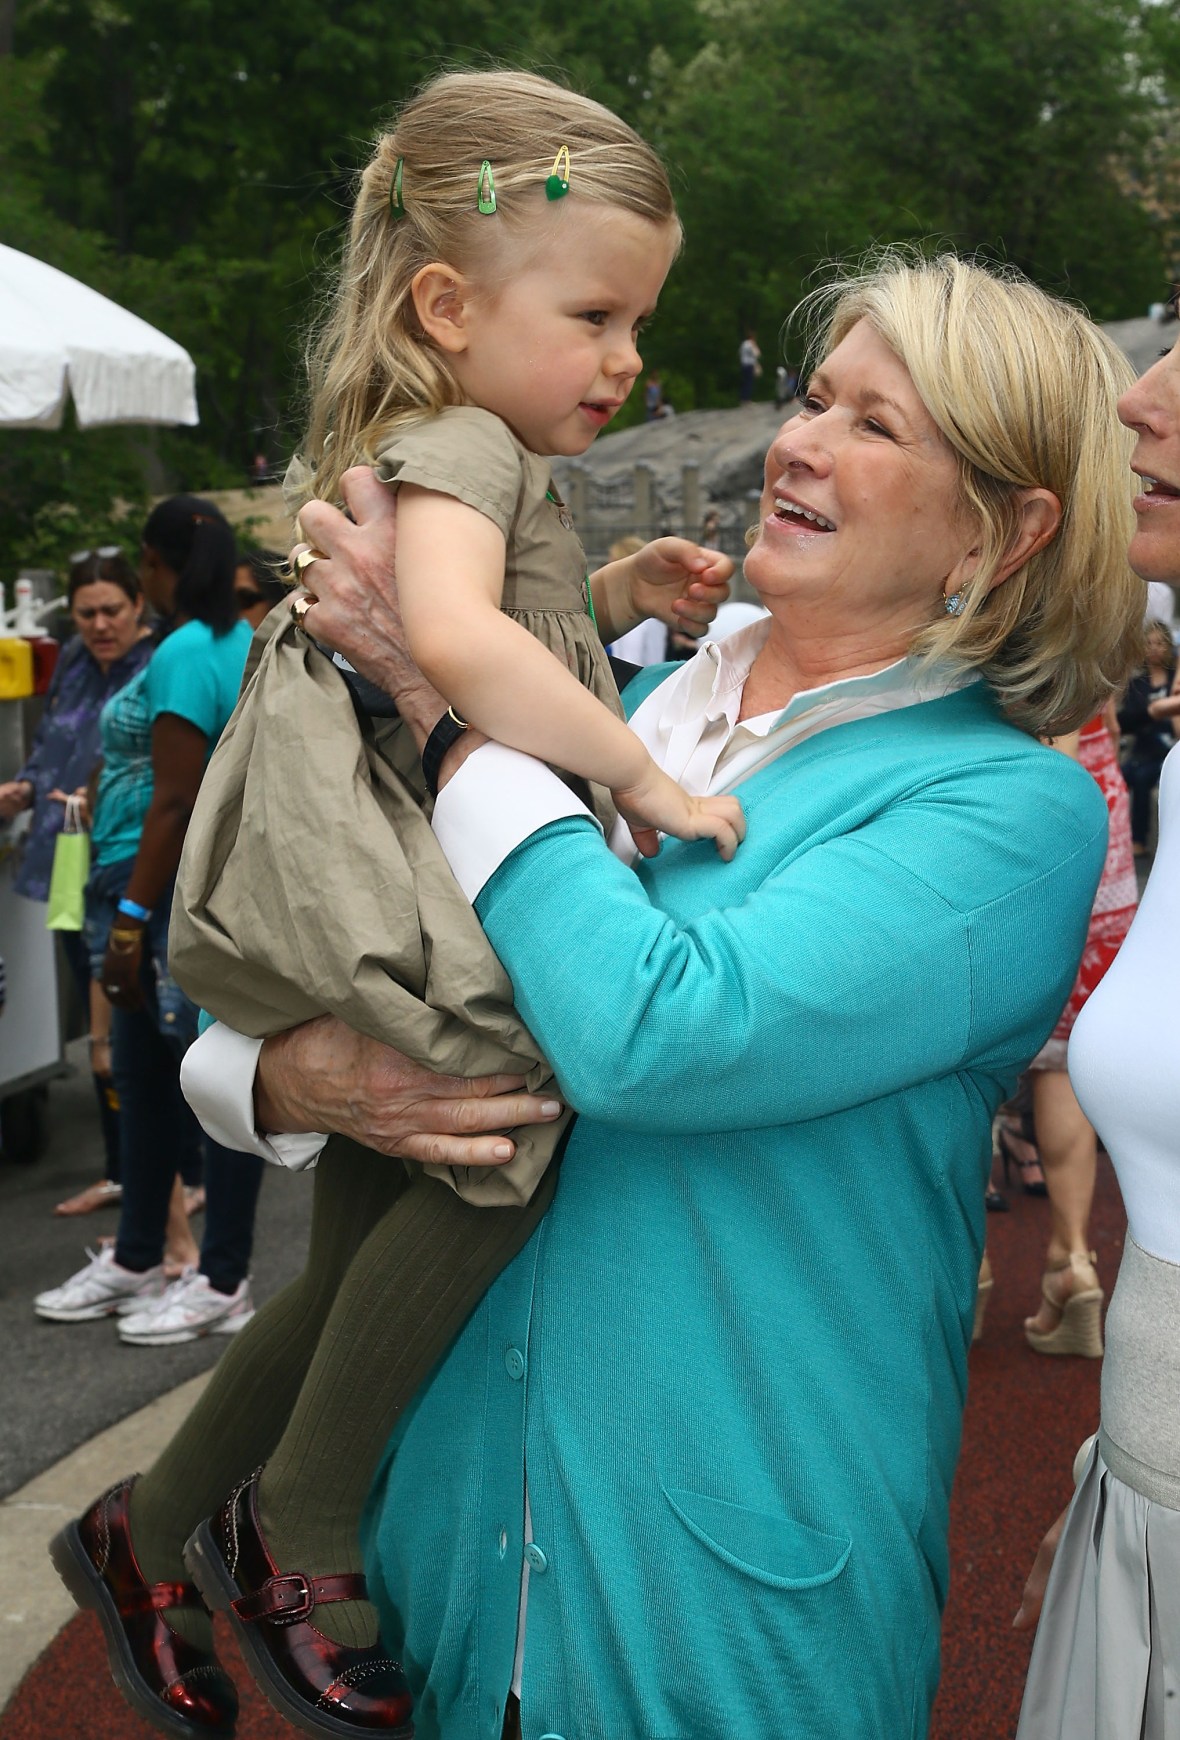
[421,707,469,799]
[107,927,145,954]
[117,897,151,922]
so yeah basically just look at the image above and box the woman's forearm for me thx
[123,798,192,911]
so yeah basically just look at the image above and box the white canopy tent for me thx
[0,243,199,430]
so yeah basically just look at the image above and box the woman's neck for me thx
[738,617,917,721]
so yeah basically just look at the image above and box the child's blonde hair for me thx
[300,69,679,506]
[797,251,1143,737]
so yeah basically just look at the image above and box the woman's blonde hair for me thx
[798,251,1143,737]
[299,69,678,507]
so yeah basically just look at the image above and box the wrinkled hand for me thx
[100,927,146,1012]
[292,469,444,745]
[627,537,733,635]
[255,1014,565,1166]
[1012,1503,1069,1631]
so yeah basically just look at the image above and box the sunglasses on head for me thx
[69,545,122,565]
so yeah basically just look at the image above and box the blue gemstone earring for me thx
[944,588,968,617]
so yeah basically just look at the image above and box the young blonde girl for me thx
[52,68,743,1740]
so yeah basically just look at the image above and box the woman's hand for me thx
[0,779,33,821]
[254,1015,565,1165]
[101,921,146,1012]
[1012,1502,1069,1631]
[48,785,91,825]
[295,470,444,747]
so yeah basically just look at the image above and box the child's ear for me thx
[411,264,473,354]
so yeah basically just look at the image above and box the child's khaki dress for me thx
[172,403,624,1208]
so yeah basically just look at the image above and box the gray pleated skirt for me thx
[1016,1236,1180,1740]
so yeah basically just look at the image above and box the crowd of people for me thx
[2,61,1179,1740]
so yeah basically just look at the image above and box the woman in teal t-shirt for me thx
[35,498,261,1351]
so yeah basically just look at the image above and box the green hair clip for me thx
[477,160,497,215]
[389,158,405,220]
[545,145,571,201]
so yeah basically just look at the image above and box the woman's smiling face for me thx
[744,320,977,638]
[1118,324,1180,587]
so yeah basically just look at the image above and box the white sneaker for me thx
[117,1269,254,1345]
[34,1243,166,1322]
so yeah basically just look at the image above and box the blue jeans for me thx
[87,857,264,1292]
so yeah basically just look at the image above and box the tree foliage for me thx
[1,0,1177,577]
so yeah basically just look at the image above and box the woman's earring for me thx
[944,588,968,617]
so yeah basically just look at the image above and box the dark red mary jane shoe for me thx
[49,1476,238,1737]
[183,1471,414,1738]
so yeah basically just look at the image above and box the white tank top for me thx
[1069,743,1180,1262]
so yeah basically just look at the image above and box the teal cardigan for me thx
[362,678,1108,1740]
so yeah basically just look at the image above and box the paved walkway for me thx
[0,1041,314,1714]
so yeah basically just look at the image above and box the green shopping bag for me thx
[46,794,90,932]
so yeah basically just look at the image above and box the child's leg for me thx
[128,1137,409,1649]
[257,1163,560,1647]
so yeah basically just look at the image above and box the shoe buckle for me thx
[259,1570,314,1624]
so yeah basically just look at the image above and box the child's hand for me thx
[626,538,734,638]
[613,761,745,862]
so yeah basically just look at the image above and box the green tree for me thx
[647,0,1168,403]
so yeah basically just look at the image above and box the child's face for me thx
[449,207,679,456]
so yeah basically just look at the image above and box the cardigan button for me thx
[524,1543,548,1574]
[504,1346,526,1381]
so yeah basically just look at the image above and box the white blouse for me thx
[1068,743,1180,1263]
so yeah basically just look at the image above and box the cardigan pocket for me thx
[661,1486,851,1590]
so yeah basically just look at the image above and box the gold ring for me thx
[293,547,327,581]
[290,592,317,631]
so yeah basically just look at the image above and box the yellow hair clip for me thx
[546,146,571,201]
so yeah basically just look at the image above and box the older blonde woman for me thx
[171,255,1141,1740]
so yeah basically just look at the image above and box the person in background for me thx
[1016,704,1138,1359]
[0,549,152,1215]
[33,496,264,1344]
[1119,616,1176,854]
[738,327,761,402]
[233,550,288,631]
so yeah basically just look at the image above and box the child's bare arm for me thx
[396,488,744,859]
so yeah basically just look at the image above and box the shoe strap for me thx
[232,1570,369,1626]
[120,1579,205,1616]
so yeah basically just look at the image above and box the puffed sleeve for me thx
[372,406,526,538]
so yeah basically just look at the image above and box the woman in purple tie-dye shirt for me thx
[0,549,151,1207]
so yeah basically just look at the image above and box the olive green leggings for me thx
[129,1134,558,1646]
